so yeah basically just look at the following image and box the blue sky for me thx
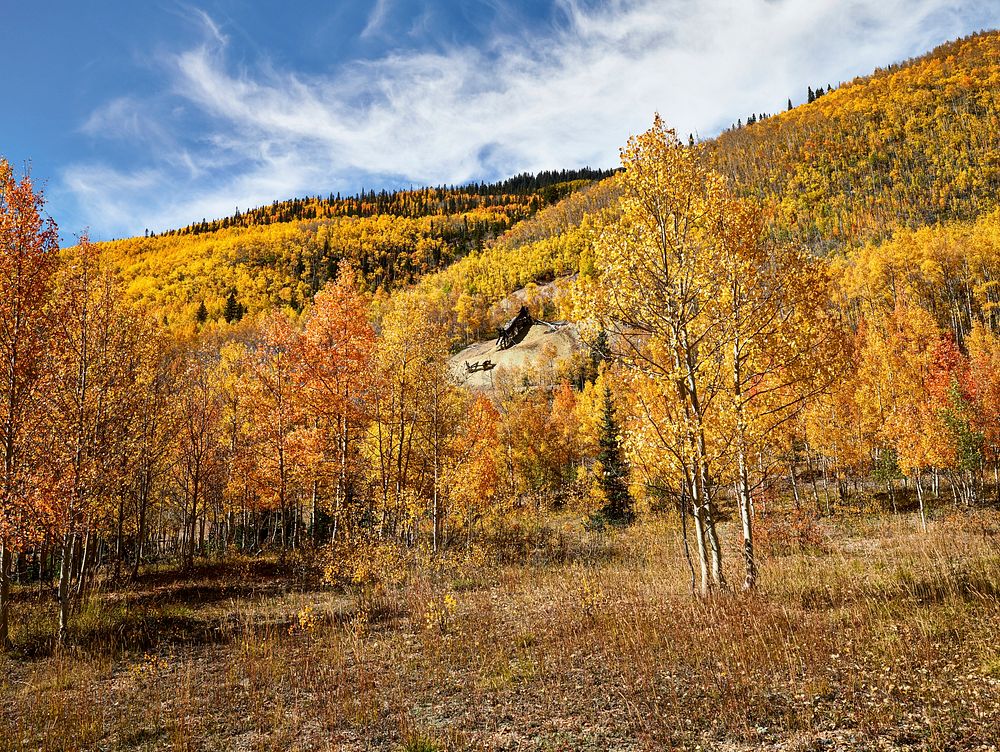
[2,1,997,240]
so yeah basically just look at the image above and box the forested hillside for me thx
[94,170,613,327]
[169,168,614,235]
[88,32,1000,333]
[364,30,1000,342]
[710,31,1000,250]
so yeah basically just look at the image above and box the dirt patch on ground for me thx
[451,322,581,390]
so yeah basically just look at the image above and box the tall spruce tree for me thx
[588,329,608,383]
[223,290,243,323]
[595,386,634,524]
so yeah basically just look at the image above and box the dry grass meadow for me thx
[2,508,1000,752]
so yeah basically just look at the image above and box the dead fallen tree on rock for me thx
[496,306,534,350]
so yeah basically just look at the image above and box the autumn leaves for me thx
[582,114,1000,597]
[582,118,842,593]
[4,72,1000,650]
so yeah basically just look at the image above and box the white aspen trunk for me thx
[690,488,710,595]
[737,447,756,590]
[678,493,697,594]
[789,462,801,509]
[0,542,10,648]
[311,479,319,543]
[806,448,822,513]
[915,471,927,533]
[704,491,725,589]
[685,346,724,591]
[75,530,91,599]
[132,470,149,580]
[58,532,77,645]
[337,414,347,537]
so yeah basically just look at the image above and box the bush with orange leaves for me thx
[753,506,828,556]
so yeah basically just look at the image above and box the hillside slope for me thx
[89,31,1000,329]
[407,30,1000,335]
[710,31,1000,251]
[90,173,610,326]
[450,321,582,391]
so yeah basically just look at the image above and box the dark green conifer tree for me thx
[595,386,634,525]
[588,329,608,383]
[223,290,243,323]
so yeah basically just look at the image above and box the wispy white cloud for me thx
[189,6,227,46]
[63,0,997,237]
[82,98,157,141]
[362,0,392,39]
[61,164,164,236]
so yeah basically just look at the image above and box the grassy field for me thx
[2,510,1000,751]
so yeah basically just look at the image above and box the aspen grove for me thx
[3,106,1000,643]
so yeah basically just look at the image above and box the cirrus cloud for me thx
[62,0,999,238]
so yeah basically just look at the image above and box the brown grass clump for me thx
[2,511,999,751]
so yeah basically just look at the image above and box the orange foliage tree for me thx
[0,159,59,647]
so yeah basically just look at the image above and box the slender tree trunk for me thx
[691,413,724,586]
[311,479,319,543]
[702,488,725,589]
[132,471,149,580]
[806,449,822,513]
[186,469,200,569]
[915,471,927,533]
[336,412,348,540]
[674,337,721,594]
[687,468,711,596]
[694,429,724,590]
[737,447,756,590]
[75,530,91,599]
[115,490,126,581]
[278,438,287,552]
[789,462,801,509]
[0,542,11,648]
[822,459,833,515]
[37,542,47,598]
[678,493,696,594]
[58,532,77,644]
[691,504,710,595]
